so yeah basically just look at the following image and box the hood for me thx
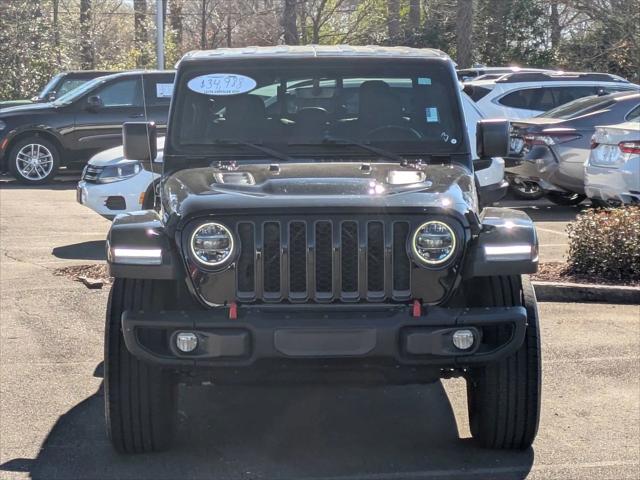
[164,161,477,219]
[0,102,56,115]
[88,137,166,166]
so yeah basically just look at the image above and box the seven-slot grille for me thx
[234,218,412,303]
[81,165,104,183]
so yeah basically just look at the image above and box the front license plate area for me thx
[274,328,377,357]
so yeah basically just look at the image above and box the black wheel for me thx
[8,136,60,184]
[465,276,541,450]
[508,176,544,200]
[546,191,586,206]
[104,278,177,453]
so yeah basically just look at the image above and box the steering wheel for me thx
[366,125,422,141]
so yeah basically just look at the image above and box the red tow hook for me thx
[412,299,422,318]
[229,302,238,320]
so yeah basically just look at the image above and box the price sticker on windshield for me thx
[187,74,257,96]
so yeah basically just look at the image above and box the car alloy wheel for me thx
[15,143,54,181]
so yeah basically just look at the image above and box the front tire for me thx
[9,136,60,184]
[104,278,177,453]
[465,276,541,450]
[546,191,586,206]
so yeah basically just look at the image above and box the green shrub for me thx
[566,206,640,282]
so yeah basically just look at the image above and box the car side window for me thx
[144,75,175,106]
[57,79,88,97]
[552,86,597,106]
[626,105,640,121]
[498,88,538,109]
[96,78,142,107]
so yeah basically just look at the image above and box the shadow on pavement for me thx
[510,204,587,223]
[52,241,106,261]
[0,375,534,480]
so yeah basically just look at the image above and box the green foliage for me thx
[566,206,640,282]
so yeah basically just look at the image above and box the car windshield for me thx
[171,60,466,159]
[52,76,108,105]
[37,73,64,99]
[540,94,614,119]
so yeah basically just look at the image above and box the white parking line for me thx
[536,227,569,236]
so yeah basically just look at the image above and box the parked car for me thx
[506,92,640,205]
[586,121,640,205]
[0,70,174,184]
[0,70,114,109]
[77,138,164,219]
[465,71,638,120]
[104,45,540,454]
[456,65,547,82]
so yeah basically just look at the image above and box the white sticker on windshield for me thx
[156,83,174,98]
[187,74,257,96]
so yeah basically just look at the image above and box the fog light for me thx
[176,332,198,352]
[452,329,475,350]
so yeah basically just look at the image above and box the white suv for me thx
[465,72,638,120]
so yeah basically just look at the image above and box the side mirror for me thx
[86,95,103,112]
[123,122,157,162]
[477,119,510,158]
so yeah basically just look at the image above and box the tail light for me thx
[524,132,582,147]
[619,141,640,155]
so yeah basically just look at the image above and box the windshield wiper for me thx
[318,135,406,163]
[213,139,294,162]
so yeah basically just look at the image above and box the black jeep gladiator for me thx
[105,45,541,454]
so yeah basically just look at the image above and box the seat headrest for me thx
[225,95,266,123]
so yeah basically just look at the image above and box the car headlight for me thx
[0,119,6,131]
[97,160,142,183]
[190,222,235,267]
[411,221,457,265]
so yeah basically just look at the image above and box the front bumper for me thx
[122,304,527,371]
[77,171,155,219]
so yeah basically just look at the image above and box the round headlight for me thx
[411,221,456,265]
[190,222,235,267]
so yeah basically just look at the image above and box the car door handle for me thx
[129,113,145,118]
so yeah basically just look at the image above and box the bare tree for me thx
[409,0,421,32]
[169,0,184,48]
[79,0,94,68]
[456,0,473,68]
[283,0,299,44]
[387,0,400,43]
[133,0,148,66]
[550,0,561,50]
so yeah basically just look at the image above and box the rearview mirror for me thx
[123,122,157,163]
[86,95,103,112]
[477,119,510,158]
[47,92,57,102]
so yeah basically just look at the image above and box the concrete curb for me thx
[532,281,640,305]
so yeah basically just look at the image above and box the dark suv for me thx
[0,70,174,184]
[105,46,541,454]
[0,70,115,109]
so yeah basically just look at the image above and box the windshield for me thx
[170,61,466,159]
[541,95,613,119]
[37,74,64,99]
[52,76,108,105]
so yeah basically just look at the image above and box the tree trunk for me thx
[133,0,148,67]
[387,0,400,43]
[550,0,561,50]
[283,0,299,45]
[53,0,61,66]
[456,0,473,68]
[409,0,421,32]
[200,0,207,49]
[79,0,93,68]
[169,0,183,48]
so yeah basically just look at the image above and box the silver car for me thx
[506,92,640,205]
[585,121,640,205]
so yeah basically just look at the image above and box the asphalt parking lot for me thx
[0,177,638,480]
